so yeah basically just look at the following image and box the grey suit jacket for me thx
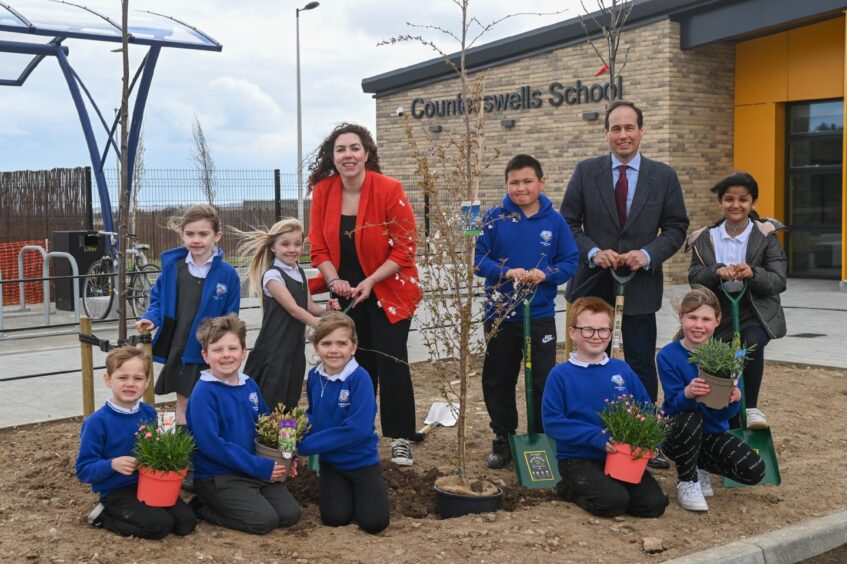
[560,154,689,315]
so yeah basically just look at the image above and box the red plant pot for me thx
[137,466,188,507]
[604,443,653,484]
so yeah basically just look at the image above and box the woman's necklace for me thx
[725,219,750,237]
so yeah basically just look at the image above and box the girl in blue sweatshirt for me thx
[76,346,196,539]
[542,297,668,518]
[136,204,240,426]
[186,314,300,534]
[297,312,390,534]
[657,286,765,513]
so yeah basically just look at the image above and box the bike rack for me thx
[13,246,80,325]
[16,245,47,312]
[0,268,4,333]
[44,252,80,325]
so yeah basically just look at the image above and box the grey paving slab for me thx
[662,510,847,564]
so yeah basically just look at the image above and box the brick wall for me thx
[373,19,736,284]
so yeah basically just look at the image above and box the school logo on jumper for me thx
[611,374,625,392]
[215,283,228,297]
[338,389,351,408]
[249,392,259,412]
[539,230,552,247]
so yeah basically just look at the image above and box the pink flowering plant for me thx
[133,421,195,472]
[598,396,669,459]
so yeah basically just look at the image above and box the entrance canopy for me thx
[0,0,222,232]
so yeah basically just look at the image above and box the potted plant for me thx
[687,334,751,409]
[599,396,669,484]
[134,421,195,507]
[255,405,310,482]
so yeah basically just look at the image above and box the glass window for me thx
[786,100,843,279]
[790,101,843,134]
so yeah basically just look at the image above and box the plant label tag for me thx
[461,200,481,236]
[158,411,176,434]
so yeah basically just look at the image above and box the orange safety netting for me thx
[0,240,49,306]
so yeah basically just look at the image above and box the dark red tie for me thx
[615,164,628,228]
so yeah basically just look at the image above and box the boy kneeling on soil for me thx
[76,346,197,538]
[296,312,390,534]
[187,314,300,534]
[542,297,668,518]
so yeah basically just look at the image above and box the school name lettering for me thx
[410,77,624,119]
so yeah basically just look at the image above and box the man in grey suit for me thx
[560,100,689,468]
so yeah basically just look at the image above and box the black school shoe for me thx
[647,449,670,470]
[486,435,512,469]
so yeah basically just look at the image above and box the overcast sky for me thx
[0,0,588,173]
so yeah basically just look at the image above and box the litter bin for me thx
[52,231,106,311]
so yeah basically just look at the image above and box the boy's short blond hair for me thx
[196,313,247,350]
[310,312,358,346]
[105,346,151,377]
[569,297,613,326]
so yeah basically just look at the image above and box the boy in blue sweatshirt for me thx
[297,312,389,534]
[187,314,300,535]
[474,154,579,468]
[75,346,196,539]
[542,297,668,518]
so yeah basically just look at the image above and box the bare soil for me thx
[1,352,846,563]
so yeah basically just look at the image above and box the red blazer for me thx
[309,170,421,323]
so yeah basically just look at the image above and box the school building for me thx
[362,0,847,286]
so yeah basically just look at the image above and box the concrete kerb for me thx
[663,510,847,563]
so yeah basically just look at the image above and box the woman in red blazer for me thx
[307,123,422,466]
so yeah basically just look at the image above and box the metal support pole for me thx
[84,166,93,230]
[80,316,95,418]
[45,252,80,323]
[295,2,319,224]
[296,9,304,225]
[274,169,282,221]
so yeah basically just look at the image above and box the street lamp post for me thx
[296,1,319,225]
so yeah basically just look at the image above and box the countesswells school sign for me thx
[410,77,623,119]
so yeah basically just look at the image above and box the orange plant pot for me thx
[137,466,187,507]
[604,443,652,484]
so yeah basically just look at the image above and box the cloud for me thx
[0,0,581,172]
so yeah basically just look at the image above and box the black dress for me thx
[244,265,308,412]
[154,261,207,397]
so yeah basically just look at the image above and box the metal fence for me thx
[2,166,510,264]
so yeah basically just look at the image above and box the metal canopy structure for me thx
[0,0,222,232]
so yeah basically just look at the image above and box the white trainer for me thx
[677,480,709,512]
[87,502,105,526]
[746,408,769,430]
[390,438,413,466]
[697,468,714,497]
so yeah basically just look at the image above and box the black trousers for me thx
[482,317,557,437]
[663,410,766,485]
[556,458,668,518]
[722,323,770,416]
[194,474,300,535]
[319,461,390,534]
[345,295,416,440]
[582,273,659,402]
[100,484,196,539]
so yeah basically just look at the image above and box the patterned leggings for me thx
[663,410,765,485]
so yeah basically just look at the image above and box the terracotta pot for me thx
[696,369,736,409]
[434,483,503,519]
[604,442,652,484]
[254,440,292,482]
[137,466,187,507]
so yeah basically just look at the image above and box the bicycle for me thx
[82,232,160,320]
